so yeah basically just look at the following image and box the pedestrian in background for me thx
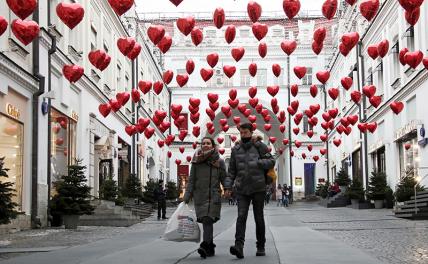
[276,184,283,206]
[183,137,229,259]
[282,184,290,207]
[154,180,167,220]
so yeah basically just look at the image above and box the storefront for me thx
[49,108,77,197]
[395,121,422,179]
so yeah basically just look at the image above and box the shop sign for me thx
[71,110,79,121]
[418,124,427,147]
[295,177,303,186]
[394,120,422,141]
[6,103,20,120]
[118,149,128,159]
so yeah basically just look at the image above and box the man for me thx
[154,179,167,220]
[227,123,276,259]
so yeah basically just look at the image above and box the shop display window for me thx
[399,137,420,178]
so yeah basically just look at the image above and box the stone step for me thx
[80,213,139,220]
[417,190,428,196]
[394,207,420,214]
[404,197,428,205]
[410,193,428,200]
[396,202,428,209]
[78,218,141,227]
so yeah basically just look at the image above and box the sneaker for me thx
[256,247,265,256]
[230,244,244,259]
[198,242,209,259]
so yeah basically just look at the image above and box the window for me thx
[352,149,362,183]
[372,146,386,173]
[90,25,98,50]
[240,69,251,86]
[302,67,313,85]
[272,28,283,37]
[125,75,129,91]
[365,68,373,85]
[0,114,24,211]
[399,135,419,178]
[240,29,250,38]
[178,113,188,131]
[117,64,122,90]
[373,62,383,96]
[390,39,400,86]
[225,135,231,148]
[303,116,313,133]
[206,29,216,38]
[224,76,234,87]
[405,27,415,51]
[257,69,267,87]
[406,96,416,122]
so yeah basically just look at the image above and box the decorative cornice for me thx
[0,54,39,93]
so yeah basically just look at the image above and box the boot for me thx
[197,242,209,259]
[206,242,216,257]
[230,242,244,259]
[256,247,266,256]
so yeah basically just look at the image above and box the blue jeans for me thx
[282,196,289,207]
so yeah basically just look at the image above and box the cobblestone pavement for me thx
[0,207,176,260]
[289,202,428,264]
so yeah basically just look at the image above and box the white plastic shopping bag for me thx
[163,202,201,243]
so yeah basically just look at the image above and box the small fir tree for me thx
[395,168,425,202]
[99,176,119,202]
[142,179,157,204]
[346,178,365,201]
[315,181,330,198]
[336,167,351,186]
[50,160,94,216]
[367,171,388,201]
[122,174,143,199]
[0,157,18,225]
[165,181,179,200]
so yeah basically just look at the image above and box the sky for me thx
[136,0,325,14]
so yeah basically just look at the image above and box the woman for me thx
[276,184,283,206]
[183,137,229,259]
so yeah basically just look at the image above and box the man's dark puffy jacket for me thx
[227,136,276,195]
[154,185,166,201]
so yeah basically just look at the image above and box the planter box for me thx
[63,215,79,229]
[374,200,384,209]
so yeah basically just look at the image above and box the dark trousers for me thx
[235,192,266,249]
[157,199,166,218]
[202,216,214,243]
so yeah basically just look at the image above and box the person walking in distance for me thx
[276,184,283,206]
[227,123,276,259]
[183,137,229,259]
[154,180,167,220]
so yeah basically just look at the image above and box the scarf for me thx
[192,148,221,168]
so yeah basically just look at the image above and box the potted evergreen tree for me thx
[99,176,119,203]
[142,179,157,204]
[346,178,365,206]
[0,157,18,225]
[315,181,330,199]
[122,174,143,203]
[367,171,388,209]
[50,160,94,229]
[165,181,179,201]
[336,167,351,192]
[395,168,425,203]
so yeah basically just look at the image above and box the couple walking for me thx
[183,123,276,259]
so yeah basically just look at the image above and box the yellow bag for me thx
[266,168,277,184]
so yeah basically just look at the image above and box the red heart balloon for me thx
[283,0,301,19]
[179,146,185,153]
[157,140,165,148]
[328,88,339,100]
[228,99,239,109]
[176,74,189,87]
[264,124,272,131]
[272,64,282,77]
[423,57,428,70]
[320,149,327,155]
[125,125,136,136]
[399,48,409,66]
[347,115,359,126]
[293,66,307,79]
[312,41,324,55]
[362,85,376,98]
[225,25,236,44]
[186,59,195,75]
[252,22,268,41]
[351,90,362,104]
[291,100,300,111]
[248,115,257,123]
[322,112,331,122]
[99,103,112,118]
[267,85,279,97]
[175,159,182,165]
[213,7,225,29]
[233,116,241,125]
[310,85,318,98]
[305,109,314,118]
[358,123,367,132]
[291,84,299,97]
[320,134,328,142]
[200,68,214,82]
[367,122,377,133]
[405,7,420,26]
[109,99,122,112]
[341,32,359,51]
[219,148,225,155]
[341,77,353,90]
[231,47,245,62]
[345,0,358,5]
[191,27,203,46]
[339,42,350,57]
[116,92,130,106]
[269,136,276,143]
[279,124,286,133]
[0,16,7,37]
[169,0,183,6]
[390,101,404,115]
[322,0,338,20]
[108,0,134,16]
[316,70,330,84]
[207,93,219,104]
[62,64,84,83]
[295,140,302,148]
[162,70,174,85]
[153,81,164,95]
[313,156,319,162]
[328,108,338,118]
[307,144,313,151]
[138,80,152,94]
[258,42,268,58]
[229,89,238,100]
[309,117,318,126]
[307,131,314,138]
[117,37,136,56]
[223,65,236,78]
[7,0,37,20]
[313,26,327,43]
[56,2,85,30]
[248,86,258,98]
[369,95,382,108]
[340,118,349,127]
[189,98,201,107]
[271,98,278,108]
[206,108,215,120]
[333,138,342,147]
[367,44,379,60]
[404,50,423,69]
[177,16,195,36]
[377,39,389,58]
[249,63,258,77]
[309,104,321,114]
[249,98,259,108]
[247,1,262,23]
[157,34,172,54]
[147,25,165,45]
[178,130,188,141]
[11,19,40,46]
[359,0,380,21]
[283,139,289,145]
[398,0,424,12]
[126,43,141,60]
[281,40,297,55]
[206,53,219,68]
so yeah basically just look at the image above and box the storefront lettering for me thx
[71,111,79,121]
[6,103,20,120]
[394,120,422,141]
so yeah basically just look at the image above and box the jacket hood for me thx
[235,135,263,145]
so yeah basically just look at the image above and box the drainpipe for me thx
[287,55,293,195]
[132,58,136,176]
[357,41,369,189]
[323,85,330,183]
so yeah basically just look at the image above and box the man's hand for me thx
[224,190,232,199]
